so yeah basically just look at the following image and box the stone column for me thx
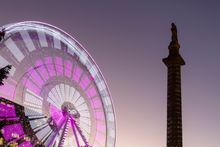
[163,23,185,147]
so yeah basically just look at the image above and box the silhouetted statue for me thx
[0,28,6,42]
[0,65,11,85]
[171,23,178,43]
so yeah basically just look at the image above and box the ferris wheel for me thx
[0,21,116,147]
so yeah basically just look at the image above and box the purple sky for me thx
[1,1,220,147]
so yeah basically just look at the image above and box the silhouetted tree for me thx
[0,28,6,42]
[0,65,11,85]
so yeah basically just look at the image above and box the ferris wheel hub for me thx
[61,101,80,118]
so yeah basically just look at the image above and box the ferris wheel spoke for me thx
[47,116,67,147]
[36,128,53,145]
[70,117,80,147]
[80,117,91,124]
[24,89,43,105]
[70,116,90,147]
[57,116,70,147]
[64,84,70,102]
[78,110,90,117]
[48,90,61,109]
[72,90,80,104]
[78,109,89,113]
[69,87,76,102]
[40,129,53,145]
[50,88,62,106]
[47,96,61,109]
[79,125,90,138]
[19,30,36,52]
[33,124,49,134]
[60,83,65,101]
[79,120,91,132]
[4,37,25,63]
[55,85,64,104]
[31,122,47,131]
[28,115,47,121]
[37,29,48,47]
[74,96,85,108]
[76,101,87,108]
[80,116,90,119]
[77,106,89,116]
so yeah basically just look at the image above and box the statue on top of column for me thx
[171,23,178,43]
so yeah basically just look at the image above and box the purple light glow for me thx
[92,98,102,109]
[18,141,32,147]
[23,78,40,95]
[50,105,64,126]
[79,74,90,90]
[2,123,25,141]
[35,59,49,81]
[64,60,72,78]
[95,131,105,145]
[70,117,80,147]
[30,69,44,87]
[86,86,97,98]
[95,111,105,121]
[0,117,19,121]
[73,66,82,83]
[44,57,56,77]
[0,102,16,117]
[0,83,16,100]
[96,121,106,133]
[55,57,63,76]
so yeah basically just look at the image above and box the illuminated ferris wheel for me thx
[0,21,116,147]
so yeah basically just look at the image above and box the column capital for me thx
[163,23,185,66]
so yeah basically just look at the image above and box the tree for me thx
[0,65,11,85]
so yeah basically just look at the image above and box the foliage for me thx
[0,65,11,85]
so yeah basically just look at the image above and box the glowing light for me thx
[64,60,72,78]
[35,59,49,81]
[96,121,106,133]
[23,78,40,95]
[50,105,63,126]
[92,98,102,109]
[73,66,82,82]
[2,123,24,141]
[0,83,16,100]
[18,141,32,147]
[55,57,63,76]
[95,111,105,121]
[86,86,97,98]
[79,74,91,90]
[4,38,24,62]
[0,102,16,117]
[30,69,44,87]
[44,57,56,77]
